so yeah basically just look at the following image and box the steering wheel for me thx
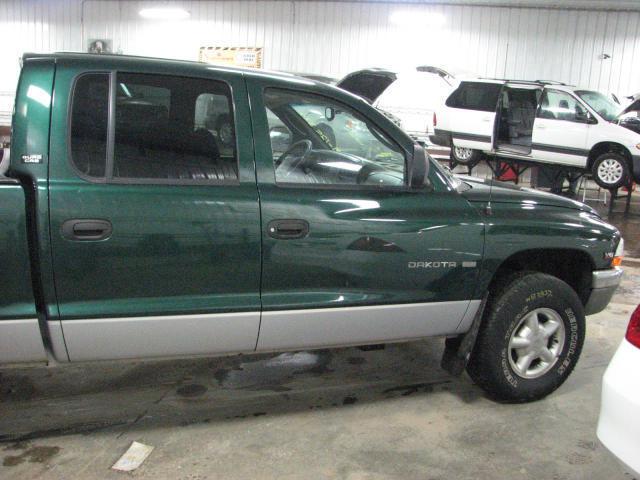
[275,139,312,169]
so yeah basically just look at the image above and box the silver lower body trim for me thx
[61,312,260,361]
[592,267,623,289]
[256,300,480,351]
[585,267,623,316]
[0,318,47,363]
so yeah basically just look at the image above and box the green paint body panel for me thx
[245,76,483,309]
[47,58,261,319]
[0,180,36,319]
[0,53,622,362]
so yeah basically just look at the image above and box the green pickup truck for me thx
[0,53,623,402]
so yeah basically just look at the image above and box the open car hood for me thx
[618,98,640,119]
[336,69,397,103]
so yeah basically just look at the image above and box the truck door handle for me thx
[62,219,112,241]
[267,219,309,240]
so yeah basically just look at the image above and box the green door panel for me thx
[246,77,485,311]
[259,186,484,309]
[48,60,261,319]
[0,181,36,319]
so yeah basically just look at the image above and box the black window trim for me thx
[263,86,411,192]
[445,81,503,113]
[68,70,241,186]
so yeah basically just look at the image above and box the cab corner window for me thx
[263,88,406,187]
[70,73,109,178]
[114,73,237,183]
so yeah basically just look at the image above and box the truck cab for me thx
[0,53,623,403]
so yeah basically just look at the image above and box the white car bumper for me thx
[597,338,640,477]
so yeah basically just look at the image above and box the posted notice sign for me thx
[199,47,263,68]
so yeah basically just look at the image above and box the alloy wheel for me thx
[597,158,624,185]
[508,308,565,379]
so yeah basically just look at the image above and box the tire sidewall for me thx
[497,285,583,394]
[451,146,479,165]
[592,153,630,190]
[469,273,586,402]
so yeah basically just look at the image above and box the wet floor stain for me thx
[176,384,207,398]
[0,375,37,402]
[2,445,60,467]
[383,381,452,397]
[212,351,333,392]
[347,357,366,365]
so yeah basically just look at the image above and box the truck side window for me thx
[537,90,586,123]
[264,88,405,187]
[445,82,502,112]
[113,73,237,183]
[70,74,109,178]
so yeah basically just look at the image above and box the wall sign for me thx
[198,47,263,68]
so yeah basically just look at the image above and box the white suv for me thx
[431,79,640,189]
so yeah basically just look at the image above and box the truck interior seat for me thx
[113,103,238,181]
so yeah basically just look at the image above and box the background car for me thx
[597,303,640,478]
[336,66,464,144]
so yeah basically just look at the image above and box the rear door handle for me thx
[267,219,309,240]
[62,219,112,241]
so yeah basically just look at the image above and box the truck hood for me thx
[457,175,597,214]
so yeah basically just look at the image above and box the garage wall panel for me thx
[3,0,640,125]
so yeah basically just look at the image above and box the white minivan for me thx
[431,79,640,189]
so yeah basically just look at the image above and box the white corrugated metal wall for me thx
[2,0,640,124]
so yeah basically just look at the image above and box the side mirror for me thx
[409,143,430,188]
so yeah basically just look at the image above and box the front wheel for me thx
[467,272,585,403]
[591,152,630,190]
[451,145,481,165]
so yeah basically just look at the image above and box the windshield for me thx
[576,90,622,122]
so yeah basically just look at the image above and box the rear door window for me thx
[114,73,237,183]
[446,81,502,112]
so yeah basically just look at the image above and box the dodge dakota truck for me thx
[0,53,623,403]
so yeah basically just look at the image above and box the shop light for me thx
[139,7,190,20]
[390,11,445,27]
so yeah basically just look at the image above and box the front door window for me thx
[263,89,406,187]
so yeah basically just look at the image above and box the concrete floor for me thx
[1,167,639,479]
[0,263,637,479]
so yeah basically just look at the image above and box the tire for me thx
[591,152,630,190]
[467,272,585,403]
[451,145,481,165]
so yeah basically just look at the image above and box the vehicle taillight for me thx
[433,112,437,127]
[626,305,640,348]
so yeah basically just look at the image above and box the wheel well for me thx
[489,249,594,306]
[587,142,631,170]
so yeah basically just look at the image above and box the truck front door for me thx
[247,80,485,351]
[48,63,261,360]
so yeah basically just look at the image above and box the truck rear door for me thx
[47,61,261,361]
